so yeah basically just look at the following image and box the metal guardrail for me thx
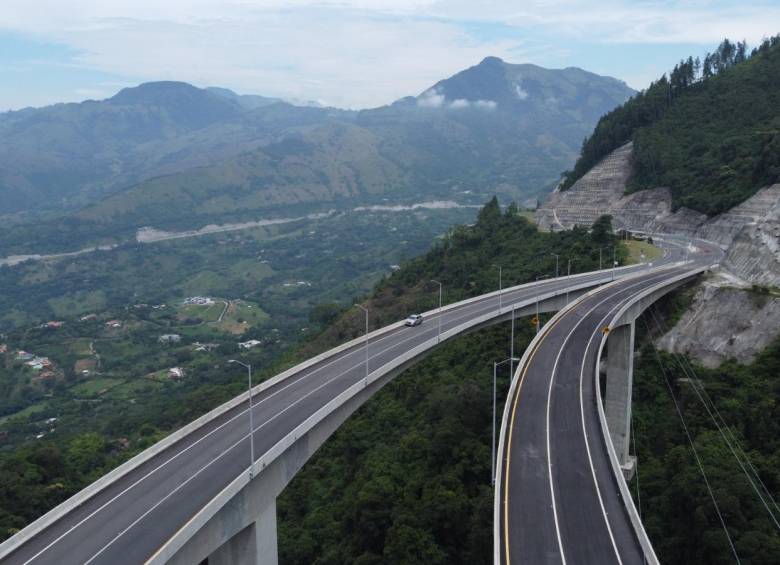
[492,262,694,565]
[0,266,640,560]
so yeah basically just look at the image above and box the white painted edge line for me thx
[492,262,683,564]
[592,266,708,565]
[0,265,641,559]
[146,275,628,564]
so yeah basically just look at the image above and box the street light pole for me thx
[551,254,560,279]
[356,304,369,381]
[491,356,519,485]
[493,264,503,313]
[510,306,515,370]
[565,260,572,305]
[431,279,443,343]
[228,359,254,478]
[612,246,617,281]
[535,275,550,333]
[492,361,497,485]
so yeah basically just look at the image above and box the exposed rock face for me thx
[535,143,710,235]
[721,220,780,286]
[536,143,780,366]
[657,272,780,367]
[535,143,633,231]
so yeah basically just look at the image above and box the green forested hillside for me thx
[0,200,625,547]
[0,58,633,256]
[561,36,780,215]
[632,334,780,564]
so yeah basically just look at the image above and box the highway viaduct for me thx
[0,237,719,565]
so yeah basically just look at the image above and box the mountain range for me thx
[0,57,634,252]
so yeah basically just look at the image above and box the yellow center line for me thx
[502,307,570,565]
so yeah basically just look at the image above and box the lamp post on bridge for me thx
[598,246,609,271]
[492,264,503,313]
[551,253,560,279]
[228,359,255,479]
[430,279,443,343]
[612,246,617,281]
[492,357,519,485]
[535,275,550,334]
[355,304,369,382]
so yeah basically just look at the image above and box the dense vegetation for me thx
[279,325,521,565]
[0,208,473,330]
[0,200,625,548]
[0,57,633,257]
[631,299,780,564]
[561,36,780,215]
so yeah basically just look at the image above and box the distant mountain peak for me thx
[413,58,634,112]
[479,56,505,66]
[109,81,205,105]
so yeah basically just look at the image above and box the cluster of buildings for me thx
[14,350,57,381]
[158,334,182,344]
[183,296,215,305]
[281,281,311,288]
[39,320,64,329]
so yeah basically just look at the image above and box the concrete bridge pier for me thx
[207,502,277,565]
[604,321,636,480]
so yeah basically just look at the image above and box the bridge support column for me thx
[605,321,636,480]
[208,500,277,565]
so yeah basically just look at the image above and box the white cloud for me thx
[0,1,523,109]
[449,98,470,109]
[514,82,529,100]
[473,99,497,110]
[418,88,446,108]
[419,92,497,110]
[0,1,777,109]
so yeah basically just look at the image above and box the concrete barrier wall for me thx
[591,266,708,565]
[492,263,688,564]
[147,277,626,563]
[0,264,643,560]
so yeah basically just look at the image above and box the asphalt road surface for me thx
[499,242,720,565]
[3,237,705,565]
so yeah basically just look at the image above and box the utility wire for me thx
[647,307,780,531]
[677,351,780,519]
[641,317,742,564]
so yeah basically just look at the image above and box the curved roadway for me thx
[498,242,721,564]
[2,265,655,564]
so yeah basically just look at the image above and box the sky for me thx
[0,0,778,111]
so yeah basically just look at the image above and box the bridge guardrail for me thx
[492,262,688,564]
[0,264,644,560]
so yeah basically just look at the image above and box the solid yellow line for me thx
[502,309,570,565]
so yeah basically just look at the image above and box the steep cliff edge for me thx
[658,274,780,367]
[535,140,780,366]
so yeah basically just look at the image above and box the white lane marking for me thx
[24,276,582,562]
[86,278,588,563]
[578,306,633,564]
[543,271,676,564]
[81,345,378,565]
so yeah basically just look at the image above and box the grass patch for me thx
[47,290,107,318]
[70,377,124,397]
[624,240,663,264]
[107,379,164,400]
[0,402,50,427]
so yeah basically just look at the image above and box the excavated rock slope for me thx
[535,143,780,366]
[658,274,780,367]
